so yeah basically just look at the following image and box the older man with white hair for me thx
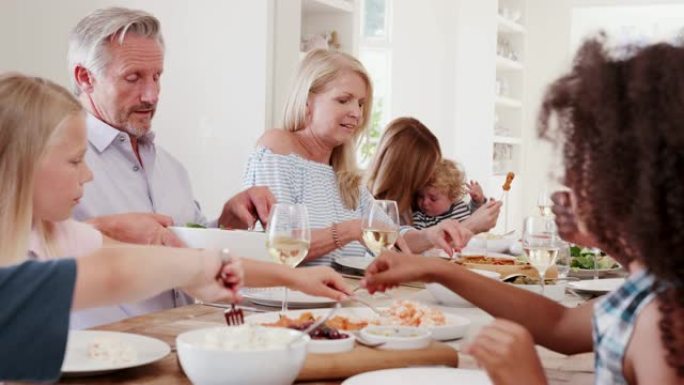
[69,7,273,245]
[66,7,274,326]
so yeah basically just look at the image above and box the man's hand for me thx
[218,186,276,230]
[88,213,184,246]
[463,319,548,385]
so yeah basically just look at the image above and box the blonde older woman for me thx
[243,50,471,266]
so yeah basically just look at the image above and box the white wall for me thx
[0,0,271,217]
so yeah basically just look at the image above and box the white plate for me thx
[568,278,626,295]
[241,287,337,308]
[61,330,170,376]
[245,307,471,341]
[333,256,374,272]
[342,367,492,385]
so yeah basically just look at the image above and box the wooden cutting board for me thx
[297,341,459,381]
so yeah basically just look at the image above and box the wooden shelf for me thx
[496,55,523,71]
[302,0,354,14]
[497,15,526,34]
[495,96,523,108]
[493,135,522,145]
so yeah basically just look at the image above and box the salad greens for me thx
[569,245,619,270]
[185,222,207,229]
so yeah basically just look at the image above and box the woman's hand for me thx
[461,200,502,234]
[424,219,474,256]
[463,319,547,385]
[183,250,244,303]
[362,250,444,294]
[289,266,352,301]
[467,180,486,204]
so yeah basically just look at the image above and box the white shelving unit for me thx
[493,0,526,233]
[300,0,358,57]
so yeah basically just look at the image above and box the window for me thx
[358,0,392,167]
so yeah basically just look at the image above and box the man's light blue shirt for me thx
[71,114,204,328]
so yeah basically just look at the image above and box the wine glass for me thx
[362,200,400,256]
[522,215,560,295]
[537,187,553,216]
[266,203,311,312]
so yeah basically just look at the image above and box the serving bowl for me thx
[426,269,500,307]
[308,332,356,354]
[360,326,431,350]
[466,233,516,253]
[176,326,308,385]
[169,227,271,262]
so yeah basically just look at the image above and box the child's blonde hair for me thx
[424,159,467,203]
[0,73,83,266]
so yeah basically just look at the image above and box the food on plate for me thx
[454,254,558,279]
[378,300,446,327]
[569,246,620,270]
[263,312,357,339]
[502,172,515,191]
[509,276,558,285]
[88,336,137,364]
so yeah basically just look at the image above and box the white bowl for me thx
[512,281,567,302]
[360,326,431,350]
[426,269,500,307]
[169,227,271,262]
[466,234,515,253]
[308,333,355,354]
[176,326,308,385]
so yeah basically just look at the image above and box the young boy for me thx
[412,159,486,229]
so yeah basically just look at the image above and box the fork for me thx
[218,248,244,326]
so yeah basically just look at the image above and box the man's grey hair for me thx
[67,7,165,95]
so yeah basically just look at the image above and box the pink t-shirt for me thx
[28,219,103,259]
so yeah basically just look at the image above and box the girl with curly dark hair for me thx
[361,36,684,385]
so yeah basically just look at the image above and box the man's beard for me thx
[119,104,155,137]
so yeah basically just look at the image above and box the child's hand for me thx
[463,319,547,385]
[467,180,486,204]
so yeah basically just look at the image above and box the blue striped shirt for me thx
[242,147,372,266]
[593,269,657,385]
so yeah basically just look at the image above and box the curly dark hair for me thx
[538,36,684,376]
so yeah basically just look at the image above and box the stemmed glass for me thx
[266,203,311,312]
[537,187,553,216]
[522,215,560,295]
[362,200,400,256]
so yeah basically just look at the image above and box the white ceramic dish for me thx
[511,281,567,301]
[426,269,501,307]
[466,233,516,253]
[245,307,471,341]
[342,367,492,385]
[308,333,356,354]
[240,287,337,309]
[176,326,308,385]
[568,278,625,295]
[360,326,431,350]
[61,330,170,376]
[169,226,272,262]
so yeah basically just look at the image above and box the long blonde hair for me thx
[0,74,83,266]
[282,49,373,210]
[366,117,442,223]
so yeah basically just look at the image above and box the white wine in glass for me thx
[522,215,560,295]
[266,203,310,312]
[363,200,400,256]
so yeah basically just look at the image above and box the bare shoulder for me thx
[257,129,298,155]
[625,298,682,384]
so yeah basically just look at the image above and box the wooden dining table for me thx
[58,280,595,385]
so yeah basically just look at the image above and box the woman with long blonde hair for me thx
[244,50,471,265]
